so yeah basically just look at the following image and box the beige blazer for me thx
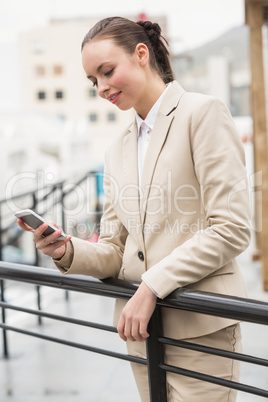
[56,81,251,340]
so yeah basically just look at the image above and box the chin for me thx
[116,104,133,112]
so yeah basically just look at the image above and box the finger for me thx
[49,235,71,246]
[33,223,49,241]
[17,218,35,233]
[49,221,62,231]
[139,321,150,340]
[36,233,71,249]
[123,317,136,342]
[117,316,127,342]
[35,228,67,247]
[131,320,144,342]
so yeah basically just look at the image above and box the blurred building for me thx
[171,24,268,145]
[0,112,92,197]
[19,14,167,167]
[172,25,254,117]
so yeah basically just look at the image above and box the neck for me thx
[135,76,167,120]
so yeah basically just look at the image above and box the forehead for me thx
[82,39,129,73]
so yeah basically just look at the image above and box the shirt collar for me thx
[135,83,171,135]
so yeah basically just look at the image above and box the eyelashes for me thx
[90,67,115,87]
[104,68,114,77]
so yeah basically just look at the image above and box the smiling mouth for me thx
[109,92,121,103]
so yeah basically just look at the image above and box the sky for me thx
[0,0,245,49]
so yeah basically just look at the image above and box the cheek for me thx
[113,63,140,92]
[112,70,130,89]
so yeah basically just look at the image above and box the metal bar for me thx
[146,306,167,402]
[61,173,90,198]
[0,262,268,326]
[0,322,146,366]
[159,288,268,325]
[59,182,66,233]
[0,180,65,204]
[0,300,117,333]
[0,260,268,398]
[32,193,42,326]
[36,286,42,325]
[160,363,268,398]
[58,182,69,302]
[0,280,8,358]
[158,337,268,367]
[0,263,137,300]
[0,204,8,358]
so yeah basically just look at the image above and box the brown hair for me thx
[81,16,174,84]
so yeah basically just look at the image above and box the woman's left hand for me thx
[117,281,157,342]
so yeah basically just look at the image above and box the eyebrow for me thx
[87,62,106,80]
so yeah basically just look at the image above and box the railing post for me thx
[92,170,102,235]
[0,205,9,358]
[59,182,66,234]
[58,182,69,302]
[0,280,8,358]
[32,193,42,325]
[146,305,167,402]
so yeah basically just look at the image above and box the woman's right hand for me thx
[17,219,71,260]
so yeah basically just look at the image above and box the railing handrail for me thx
[1,260,268,399]
[0,169,103,253]
[0,261,268,325]
[0,169,102,205]
[0,180,65,205]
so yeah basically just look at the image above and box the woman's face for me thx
[82,39,148,113]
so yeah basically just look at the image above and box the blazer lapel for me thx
[122,121,143,243]
[140,113,174,224]
[140,81,186,224]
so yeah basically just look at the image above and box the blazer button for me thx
[138,251,144,261]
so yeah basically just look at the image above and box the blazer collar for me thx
[126,80,185,134]
[122,80,186,226]
[158,80,185,116]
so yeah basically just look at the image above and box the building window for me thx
[55,90,64,99]
[37,91,46,100]
[107,112,116,122]
[89,88,97,98]
[89,113,98,122]
[54,65,63,75]
[35,65,45,76]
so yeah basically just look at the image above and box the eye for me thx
[104,68,114,77]
[92,80,98,87]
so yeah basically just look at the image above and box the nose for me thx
[97,79,110,99]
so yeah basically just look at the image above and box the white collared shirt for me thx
[136,84,170,184]
[135,84,170,298]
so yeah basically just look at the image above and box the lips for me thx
[108,91,122,104]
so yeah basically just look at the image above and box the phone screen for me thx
[15,209,67,240]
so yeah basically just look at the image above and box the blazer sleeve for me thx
[142,97,251,299]
[54,159,128,279]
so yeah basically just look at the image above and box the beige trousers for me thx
[126,324,242,402]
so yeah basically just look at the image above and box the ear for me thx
[135,43,149,67]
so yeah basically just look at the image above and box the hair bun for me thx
[137,20,161,41]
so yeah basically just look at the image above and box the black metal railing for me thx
[0,169,103,259]
[0,261,268,401]
[0,170,103,330]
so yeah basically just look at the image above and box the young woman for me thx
[18,17,251,401]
